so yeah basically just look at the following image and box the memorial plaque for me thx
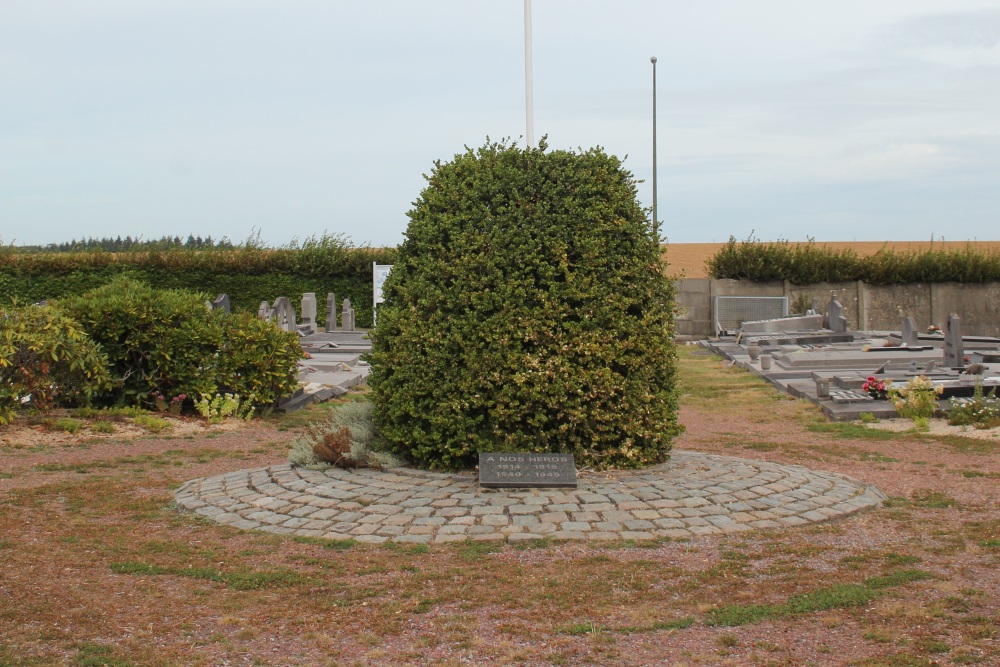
[478,452,577,488]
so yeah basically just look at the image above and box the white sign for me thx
[373,263,393,306]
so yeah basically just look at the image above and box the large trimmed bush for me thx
[368,140,682,471]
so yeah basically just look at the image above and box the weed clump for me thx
[289,401,401,470]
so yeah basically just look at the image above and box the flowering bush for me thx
[947,383,1000,429]
[862,376,890,399]
[152,392,187,414]
[888,375,943,421]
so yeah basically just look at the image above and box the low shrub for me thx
[0,303,111,424]
[947,383,1000,429]
[289,401,401,470]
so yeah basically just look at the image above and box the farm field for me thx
[0,349,998,666]
[665,241,1000,278]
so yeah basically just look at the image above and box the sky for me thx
[2,1,999,248]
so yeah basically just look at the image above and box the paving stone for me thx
[480,514,510,527]
[595,521,623,532]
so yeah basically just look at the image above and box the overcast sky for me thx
[2,1,999,248]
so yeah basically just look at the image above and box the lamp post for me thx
[525,0,534,147]
[650,56,658,238]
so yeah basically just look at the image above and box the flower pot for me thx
[760,354,772,370]
[747,344,762,361]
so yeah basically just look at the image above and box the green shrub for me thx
[0,303,111,423]
[216,311,303,412]
[60,277,223,406]
[368,139,683,471]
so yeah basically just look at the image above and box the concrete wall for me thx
[675,278,1000,338]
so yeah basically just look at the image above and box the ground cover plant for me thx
[369,139,681,470]
[0,350,997,665]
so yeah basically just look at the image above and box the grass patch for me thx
[33,462,114,474]
[292,535,357,550]
[618,617,695,634]
[558,621,601,636]
[90,421,116,434]
[514,536,554,550]
[456,541,503,561]
[73,642,137,667]
[132,415,171,434]
[807,422,898,440]
[109,561,309,590]
[50,417,84,434]
[383,541,430,555]
[707,569,933,626]
[860,451,899,463]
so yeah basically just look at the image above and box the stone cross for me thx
[944,313,964,368]
[300,293,317,335]
[901,316,918,347]
[325,293,337,332]
[341,298,355,332]
[824,295,847,333]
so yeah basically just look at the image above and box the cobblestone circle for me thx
[174,451,887,544]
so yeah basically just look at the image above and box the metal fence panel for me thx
[714,296,788,334]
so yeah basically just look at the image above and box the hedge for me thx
[706,236,1000,284]
[0,235,395,328]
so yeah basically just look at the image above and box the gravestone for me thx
[944,314,964,368]
[824,296,848,333]
[271,297,297,333]
[300,293,317,334]
[325,293,337,332]
[341,298,355,332]
[258,300,272,320]
[901,316,918,347]
[478,452,577,488]
[208,293,231,314]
